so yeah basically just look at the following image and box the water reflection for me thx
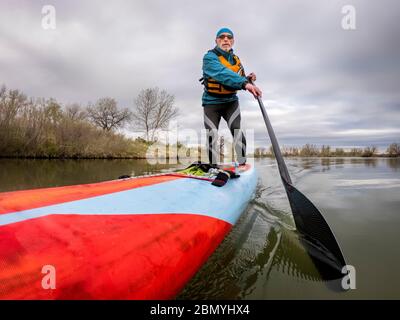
[299,158,319,170]
[0,159,179,192]
[348,157,378,167]
[319,157,391,169]
[334,158,345,166]
[363,158,378,167]
[388,158,400,171]
[321,158,332,171]
[271,229,321,282]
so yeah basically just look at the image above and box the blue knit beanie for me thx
[216,27,234,38]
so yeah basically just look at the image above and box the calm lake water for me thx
[1,157,399,299]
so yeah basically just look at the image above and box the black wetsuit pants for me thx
[203,100,247,165]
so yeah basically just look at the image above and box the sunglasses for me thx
[217,34,233,40]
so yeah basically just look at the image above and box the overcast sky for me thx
[0,0,399,150]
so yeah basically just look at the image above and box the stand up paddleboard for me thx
[0,163,257,299]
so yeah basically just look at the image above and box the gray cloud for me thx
[0,0,399,150]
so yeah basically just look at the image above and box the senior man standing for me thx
[201,27,262,165]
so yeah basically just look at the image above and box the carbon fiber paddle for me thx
[250,79,348,281]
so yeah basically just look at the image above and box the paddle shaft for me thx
[250,82,292,185]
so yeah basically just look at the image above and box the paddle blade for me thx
[283,180,347,281]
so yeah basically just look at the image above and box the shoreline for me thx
[0,155,399,160]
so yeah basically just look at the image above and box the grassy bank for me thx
[0,86,152,158]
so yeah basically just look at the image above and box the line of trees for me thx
[1,84,399,160]
[254,143,400,158]
[0,85,178,158]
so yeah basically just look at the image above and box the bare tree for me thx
[0,85,28,128]
[131,88,179,142]
[387,143,400,157]
[65,103,87,121]
[0,86,29,152]
[87,97,131,131]
[362,146,377,157]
